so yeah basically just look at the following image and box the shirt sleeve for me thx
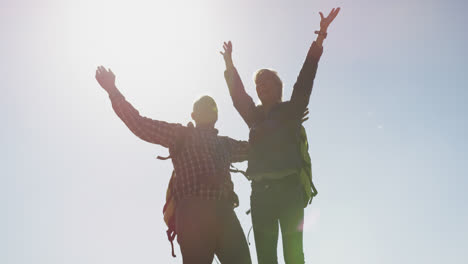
[224,67,257,128]
[109,91,182,148]
[290,41,324,116]
[226,137,250,163]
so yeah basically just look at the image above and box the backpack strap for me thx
[158,123,194,258]
[157,155,172,160]
[156,122,195,161]
[298,124,319,205]
[162,172,177,257]
[167,229,177,257]
[229,164,250,181]
[311,181,318,197]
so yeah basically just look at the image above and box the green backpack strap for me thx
[298,125,318,206]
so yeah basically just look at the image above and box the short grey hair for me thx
[253,68,283,99]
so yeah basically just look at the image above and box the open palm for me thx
[220,41,233,62]
[319,7,340,31]
[95,66,116,93]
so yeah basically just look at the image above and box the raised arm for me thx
[290,7,340,113]
[221,41,257,128]
[95,66,181,148]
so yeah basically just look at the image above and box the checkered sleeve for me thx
[109,91,181,148]
[226,137,250,163]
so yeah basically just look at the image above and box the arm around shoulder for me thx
[227,137,250,163]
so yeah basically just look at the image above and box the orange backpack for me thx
[162,171,177,257]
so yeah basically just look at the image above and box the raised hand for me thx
[220,41,233,66]
[319,7,340,32]
[95,66,117,93]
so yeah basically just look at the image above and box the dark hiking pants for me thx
[175,197,252,264]
[250,174,305,264]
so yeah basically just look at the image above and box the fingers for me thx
[95,67,103,84]
[97,65,111,74]
[332,8,340,18]
[98,65,105,75]
[223,41,232,48]
[320,7,341,27]
[96,66,103,77]
[96,65,114,79]
[221,41,233,55]
[333,7,341,19]
[329,7,340,23]
[327,8,334,19]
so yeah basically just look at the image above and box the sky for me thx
[1,0,467,263]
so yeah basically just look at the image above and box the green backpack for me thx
[298,125,318,206]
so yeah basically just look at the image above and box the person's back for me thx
[169,125,244,202]
[95,68,251,264]
[167,123,251,264]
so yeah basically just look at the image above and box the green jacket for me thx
[224,42,323,204]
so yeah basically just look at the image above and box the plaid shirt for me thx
[109,92,249,201]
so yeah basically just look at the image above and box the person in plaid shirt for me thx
[95,66,251,264]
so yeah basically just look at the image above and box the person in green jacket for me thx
[220,7,340,264]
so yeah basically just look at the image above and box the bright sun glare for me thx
[75,1,216,116]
